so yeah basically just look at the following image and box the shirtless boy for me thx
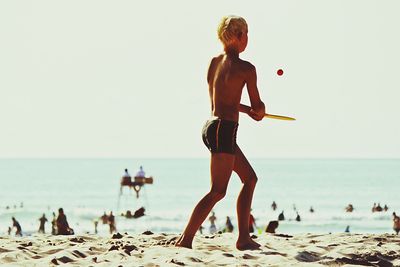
[176,15,265,250]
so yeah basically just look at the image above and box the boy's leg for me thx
[176,153,235,248]
[233,146,260,250]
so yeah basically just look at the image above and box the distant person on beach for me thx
[94,220,98,234]
[278,211,285,221]
[208,211,217,234]
[225,216,234,233]
[271,201,277,211]
[310,206,314,213]
[393,212,400,235]
[198,225,204,234]
[265,220,279,234]
[38,213,48,233]
[51,212,57,235]
[176,15,265,251]
[249,212,257,233]
[345,225,350,233]
[136,166,145,177]
[108,211,116,234]
[12,217,22,236]
[345,204,354,212]
[7,227,12,235]
[56,208,73,235]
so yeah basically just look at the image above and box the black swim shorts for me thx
[202,118,239,154]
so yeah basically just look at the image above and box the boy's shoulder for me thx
[238,58,256,71]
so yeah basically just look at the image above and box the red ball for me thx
[277,69,284,76]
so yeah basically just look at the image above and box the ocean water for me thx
[0,159,399,236]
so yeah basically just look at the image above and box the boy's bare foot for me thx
[236,238,261,250]
[175,235,193,249]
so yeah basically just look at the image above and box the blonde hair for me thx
[217,15,248,47]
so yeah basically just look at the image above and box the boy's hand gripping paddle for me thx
[241,104,295,121]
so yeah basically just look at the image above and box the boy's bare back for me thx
[207,54,263,122]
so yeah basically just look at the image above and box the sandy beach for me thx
[1,232,399,266]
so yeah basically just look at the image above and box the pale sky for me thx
[1,0,399,158]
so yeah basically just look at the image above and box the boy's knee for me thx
[246,175,258,186]
[208,189,226,201]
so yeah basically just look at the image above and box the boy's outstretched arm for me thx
[244,64,265,121]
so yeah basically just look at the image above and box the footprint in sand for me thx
[188,257,203,263]
[242,253,259,260]
[45,248,64,255]
[169,259,185,266]
[260,251,287,257]
[295,251,321,262]
[70,237,85,243]
[0,248,13,253]
[52,256,74,264]
[71,250,87,258]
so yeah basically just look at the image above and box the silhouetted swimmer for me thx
[208,211,217,234]
[384,204,389,212]
[376,203,383,212]
[133,207,145,219]
[372,203,377,212]
[309,206,314,213]
[393,212,400,235]
[124,210,133,218]
[38,213,48,233]
[345,204,354,212]
[224,216,234,233]
[278,211,285,221]
[56,208,74,235]
[108,211,116,234]
[100,212,108,224]
[295,212,301,222]
[265,221,279,234]
[12,217,22,236]
[271,201,277,211]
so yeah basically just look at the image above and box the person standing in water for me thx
[51,212,57,235]
[12,217,22,236]
[176,15,265,250]
[38,213,48,233]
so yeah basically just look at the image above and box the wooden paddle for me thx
[240,104,295,121]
